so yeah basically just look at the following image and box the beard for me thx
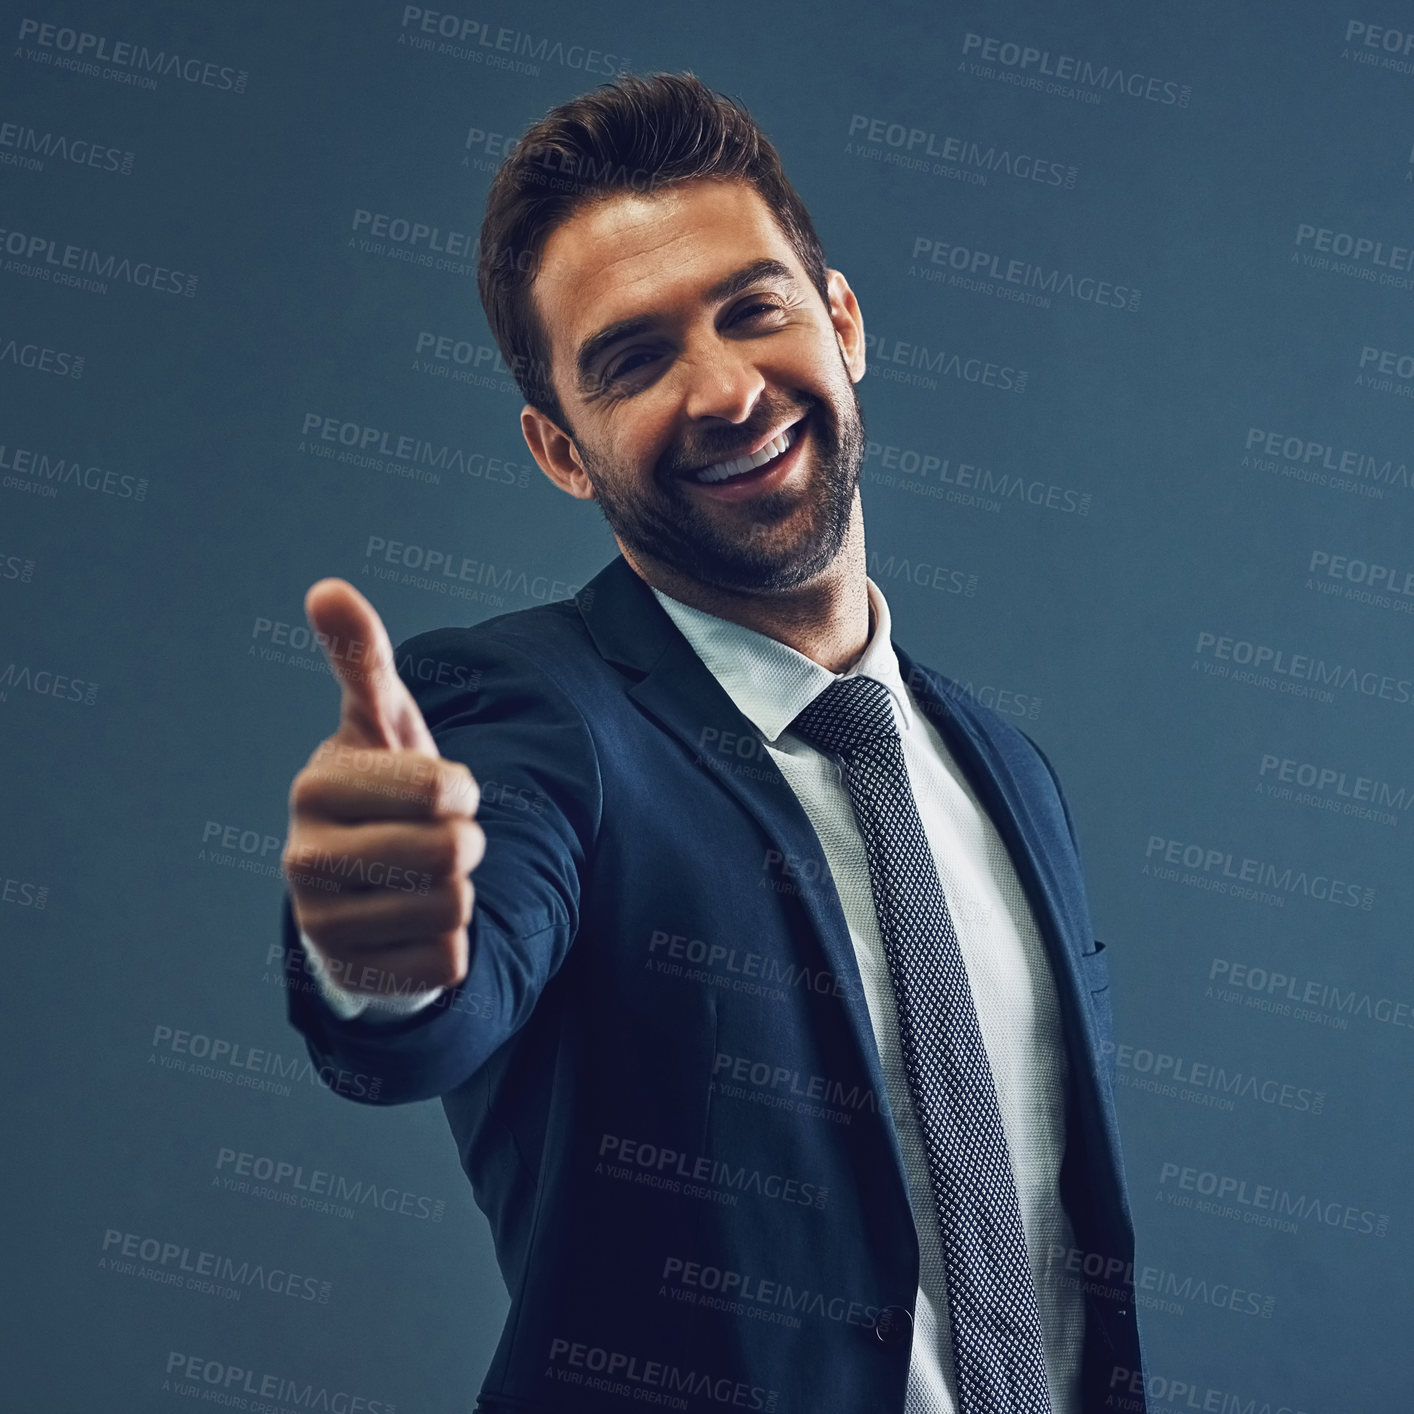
[570,379,866,596]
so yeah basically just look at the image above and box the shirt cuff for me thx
[296,927,446,1023]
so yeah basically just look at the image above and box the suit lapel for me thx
[891,645,1101,1070]
[576,556,1098,1038]
[574,556,1107,1191]
[575,556,899,1133]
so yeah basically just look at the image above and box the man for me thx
[281,72,1146,1414]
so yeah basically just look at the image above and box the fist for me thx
[281,579,485,997]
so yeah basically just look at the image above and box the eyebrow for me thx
[573,257,798,393]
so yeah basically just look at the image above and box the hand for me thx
[282,579,484,998]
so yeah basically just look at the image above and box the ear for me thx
[825,269,866,384]
[520,404,596,500]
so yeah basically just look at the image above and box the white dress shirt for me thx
[299,575,1084,1412]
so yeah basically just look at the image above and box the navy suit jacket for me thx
[282,552,1147,1413]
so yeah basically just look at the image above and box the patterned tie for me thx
[790,674,1054,1414]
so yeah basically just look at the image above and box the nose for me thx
[679,335,766,425]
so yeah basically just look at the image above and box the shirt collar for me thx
[649,575,915,744]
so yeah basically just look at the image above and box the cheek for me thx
[774,327,851,387]
[614,399,686,473]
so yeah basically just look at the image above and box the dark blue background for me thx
[3,2,1411,1409]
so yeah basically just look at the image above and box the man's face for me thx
[524,178,867,596]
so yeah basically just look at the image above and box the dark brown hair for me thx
[476,71,831,431]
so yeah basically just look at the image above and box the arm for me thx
[282,604,602,1105]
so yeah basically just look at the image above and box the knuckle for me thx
[288,770,319,814]
[429,887,465,933]
[464,820,487,870]
[282,838,317,884]
[446,819,479,872]
[424,827,458,877]
[440,930,470,986]
[436,764,473,815]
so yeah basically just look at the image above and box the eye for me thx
[604,348,663,384]
[731,297,783,323]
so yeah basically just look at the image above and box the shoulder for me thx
[391,596,603,727]
[391,596,606,842]
[899,653,1051,771]
[897,649,1084,856]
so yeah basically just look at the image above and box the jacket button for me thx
[875,1305,913,1346]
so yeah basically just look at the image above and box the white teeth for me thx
[694,425,795,483]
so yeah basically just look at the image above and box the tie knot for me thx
[789,675,897,758]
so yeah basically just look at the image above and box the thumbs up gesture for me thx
[282,579,484,997]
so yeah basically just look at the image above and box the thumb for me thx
[304,578,439,756]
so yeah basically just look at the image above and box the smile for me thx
[691,421,801,484]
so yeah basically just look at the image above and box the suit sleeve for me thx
[280,624,603,1105]
[296,924,444,1021]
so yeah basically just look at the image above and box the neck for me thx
[621,500,872,673]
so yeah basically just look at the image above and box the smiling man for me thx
[280,72,1147,1414]
[519,186,867,657]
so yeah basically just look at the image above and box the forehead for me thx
[531,179,803,363]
